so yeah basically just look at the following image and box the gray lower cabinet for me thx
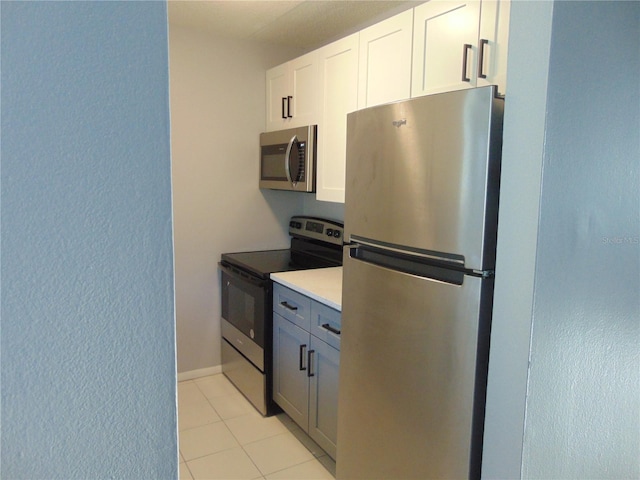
[272,284,340,459]
[308,334,340,457]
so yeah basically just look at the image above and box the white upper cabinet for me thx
[266,51,319,131]
[316,34,359,203]
[476,0,510,93]
[266,63,289,131]
[357,9,414,109]
[412,0,510,97]
[412,1,481,96]
[263,1,511,202]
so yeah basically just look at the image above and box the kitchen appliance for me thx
[219,216,343,416]
[259,125,317,192]
[337,86,504,479]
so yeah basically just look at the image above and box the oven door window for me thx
[221,270,265,348]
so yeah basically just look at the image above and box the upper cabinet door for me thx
[265,51,319,131]
[266,63,291,131]
[289,51,319,127]
[477,0,510,94]
[358,9,413,109]
[316,33,359,203]
[412,0,481,96]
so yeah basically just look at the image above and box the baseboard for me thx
[177,365,222,382]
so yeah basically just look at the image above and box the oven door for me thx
[220,263,267,352]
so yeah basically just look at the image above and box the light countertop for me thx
[270,267,343,311]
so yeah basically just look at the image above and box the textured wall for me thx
[484,1,639,478]
[1,2,177,478]
[522,1,640,477]
[481,1,554,477]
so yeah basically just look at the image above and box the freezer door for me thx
[336,250,493,480]
[344,86,503,271]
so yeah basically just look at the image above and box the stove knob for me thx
[333,230,341,238]
[326,228,334,237]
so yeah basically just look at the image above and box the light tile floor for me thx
[179,374,336,480]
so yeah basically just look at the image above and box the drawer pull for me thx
[280,301,298,311]
[321,323,341,335]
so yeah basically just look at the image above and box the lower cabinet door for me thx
[308,335,340,459]
[273,313,310,428]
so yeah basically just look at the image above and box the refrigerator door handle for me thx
[349,236,465,267]
[347,241,466,285]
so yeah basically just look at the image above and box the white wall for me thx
[304,195,345,221]
[1,2,177,478]
[168,24,306,374]
[484,1,640,478]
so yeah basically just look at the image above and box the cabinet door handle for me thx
[280,301,298,311]
[321,323,341,335]
[287,96,293,118]
[307,349,315,377]
[281,97,287,119]
[462,44,472,82]
[299,344,307,371]
[478,39,489,79]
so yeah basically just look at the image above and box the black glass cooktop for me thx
[220,249,297,278]
[220,239,342,280]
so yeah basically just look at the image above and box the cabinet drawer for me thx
[310,301,341,350]
[274,283,311,331]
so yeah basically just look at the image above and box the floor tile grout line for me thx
[259,455,329,478]
[181,457,195,480]
[239,440,269,477]
[183,443,241,465]
[179,374,335,479]
[192,375,253,424]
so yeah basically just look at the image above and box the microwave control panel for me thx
[289,216,343,246]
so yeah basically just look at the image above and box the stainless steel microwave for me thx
[259,125,316,192]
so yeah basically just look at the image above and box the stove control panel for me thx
[289,216,344,246]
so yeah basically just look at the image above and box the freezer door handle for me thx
[347,242,465,285]
[347,237,465,266]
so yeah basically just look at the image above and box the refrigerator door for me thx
[336,248,493,479]
[344,86,503,271]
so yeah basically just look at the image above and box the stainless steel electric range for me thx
[219,216,344,416]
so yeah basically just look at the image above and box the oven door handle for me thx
[219,263,267,288]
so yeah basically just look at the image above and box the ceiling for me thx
[168,0,423,52]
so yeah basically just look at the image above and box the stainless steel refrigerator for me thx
[337,86,504,479]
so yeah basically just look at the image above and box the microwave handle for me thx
[284,135,297,185]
